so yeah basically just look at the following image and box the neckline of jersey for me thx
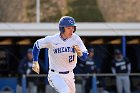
[59,34,68,42]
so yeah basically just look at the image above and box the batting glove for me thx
[73,45,83,56]
[32,61,40,74]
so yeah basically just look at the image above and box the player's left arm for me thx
[73,45,88,61]
[78,52,88,61]
[125,57,131,74]
[73,36,88,61]
[127,63,131,74]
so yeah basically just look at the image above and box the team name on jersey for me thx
[53,47,75,54]
[115,61,125,66]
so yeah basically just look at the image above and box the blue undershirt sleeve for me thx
[78,52,88,61]
[32,43,40,61]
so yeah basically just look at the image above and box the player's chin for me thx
[68,34,72,38]
[69,35,72,38]
[70,33,73,37]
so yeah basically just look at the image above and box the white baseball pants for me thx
[48,70,75,93]
[116,75,131,93]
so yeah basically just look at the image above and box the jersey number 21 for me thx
[69,55,75,62]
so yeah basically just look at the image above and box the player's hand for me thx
[32,61,40,74]
[73,45,83,56]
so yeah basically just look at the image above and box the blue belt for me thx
[50,69,69,74]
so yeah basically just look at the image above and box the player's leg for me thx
[48,73,69,93]
[116,76,123,93]
[63,72,75,93]
[123,76,131,93]
[85,77,91,93]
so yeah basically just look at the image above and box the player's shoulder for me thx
[123,57,130,63]
[38,33,59,43]
[44,33,59,38]
[112,59,116,64]
[73,33,79,37]
[72,33,81,40]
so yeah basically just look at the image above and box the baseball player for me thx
[84,48,96,93]
[32,16,88,93]
[111,49,131,93]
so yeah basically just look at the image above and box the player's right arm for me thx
[111,61,116,74]
[32,42,40,74]
[32,36,52,74]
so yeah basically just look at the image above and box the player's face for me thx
[115,53,123,60]
[27,52,33,61]
[63,26,74,38]
[88,51,94,57]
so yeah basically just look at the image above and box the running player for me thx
[32,16,88,93]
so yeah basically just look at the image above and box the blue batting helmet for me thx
[59,16,76,33]
[114,49,122,55]
[88,48,94,52]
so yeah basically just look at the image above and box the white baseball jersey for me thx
[36,33,87,72]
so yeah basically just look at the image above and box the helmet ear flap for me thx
[59,27,64,33]
[73,26,76,33]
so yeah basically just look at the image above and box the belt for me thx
[50,69,69,74]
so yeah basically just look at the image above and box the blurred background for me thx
[0,0,140,93]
